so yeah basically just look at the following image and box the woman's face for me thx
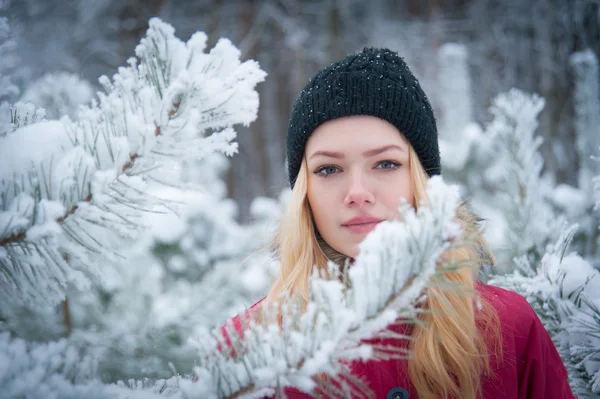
[305,115,414,258]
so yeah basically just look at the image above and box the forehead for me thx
[305,115,407,153]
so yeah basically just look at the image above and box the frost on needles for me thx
[0,17,267,308]
[480,88,600,397]
[180,176,466,399]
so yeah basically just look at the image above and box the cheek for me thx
[307,185,327,225]
[381,176,414,210]
[309,194,334,226]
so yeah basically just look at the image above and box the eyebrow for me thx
[308,144,404,160]
[363,144,404,157]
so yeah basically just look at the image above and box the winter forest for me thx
[1,0,600,398]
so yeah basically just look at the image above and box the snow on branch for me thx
[490,226,600,397]
[485,88,565,269]
[180,176,464,399]
[0,331,182,399]
[0,18,266,307]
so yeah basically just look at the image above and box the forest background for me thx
[4,0,599,218]
[2,0,600,398]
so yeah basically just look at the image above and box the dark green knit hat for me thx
[286,47,440,188]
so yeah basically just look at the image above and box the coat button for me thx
[386,387,409,399]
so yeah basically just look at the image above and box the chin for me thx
[343,246,359,259]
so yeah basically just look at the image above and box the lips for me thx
[342,215,384,234]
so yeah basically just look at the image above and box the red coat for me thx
[223,283,576,399]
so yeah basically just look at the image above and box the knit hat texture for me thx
[286,47,440,188]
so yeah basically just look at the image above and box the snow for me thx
[0,193,34,240]
[0,120,70,189]
[483,89,566,265]
[0,16,266,312]
[439,122,482,170]
[570,50,600,197]
[21,72,94,120]
[539,252,600,300]
[490,223,600,397]
[438,43,473,141]
[552,184,590,220]
[570,48,598,65]
[26,199,65,241]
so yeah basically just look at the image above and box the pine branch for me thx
[0,331,182,399]
[489,225,600,397]
[178,177,467,399]
[0,18,266,308]
[484,89,565,269]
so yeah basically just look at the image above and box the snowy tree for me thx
[21,72,94,120]
[56,155,283,383]
[476,89,565,270]
[0,327,182,399]
[490,226,600,397]
[435,79,600,394]
[481,89,600,395]
[0,9,48,137]
[0,12,18,102]
[0,17,269,397]
[0,11,28,137]
[438,43,473,143]
[562,49,600,264]
[436,43,486,199]
[570,49,600,195]
[0,17,266,309]
[435,85,567,271]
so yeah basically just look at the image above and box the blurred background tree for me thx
[3,0,598,219]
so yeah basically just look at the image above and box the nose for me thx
[344,171,375,207]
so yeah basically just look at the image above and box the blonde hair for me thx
[266,144,501,399]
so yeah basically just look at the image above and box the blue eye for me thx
[376,160,401,170]
[315,165,340,177]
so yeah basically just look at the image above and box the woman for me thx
[225,47,575,399]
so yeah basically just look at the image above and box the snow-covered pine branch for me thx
[59,165,284,383]
[489,226,600,397]
[484,85,600,396]
[179,176,465,399]
[0,17,266,307]
[0,155,282,385]
[484,88,565,270]
[0,331,183,399]
[0,101,47,137]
